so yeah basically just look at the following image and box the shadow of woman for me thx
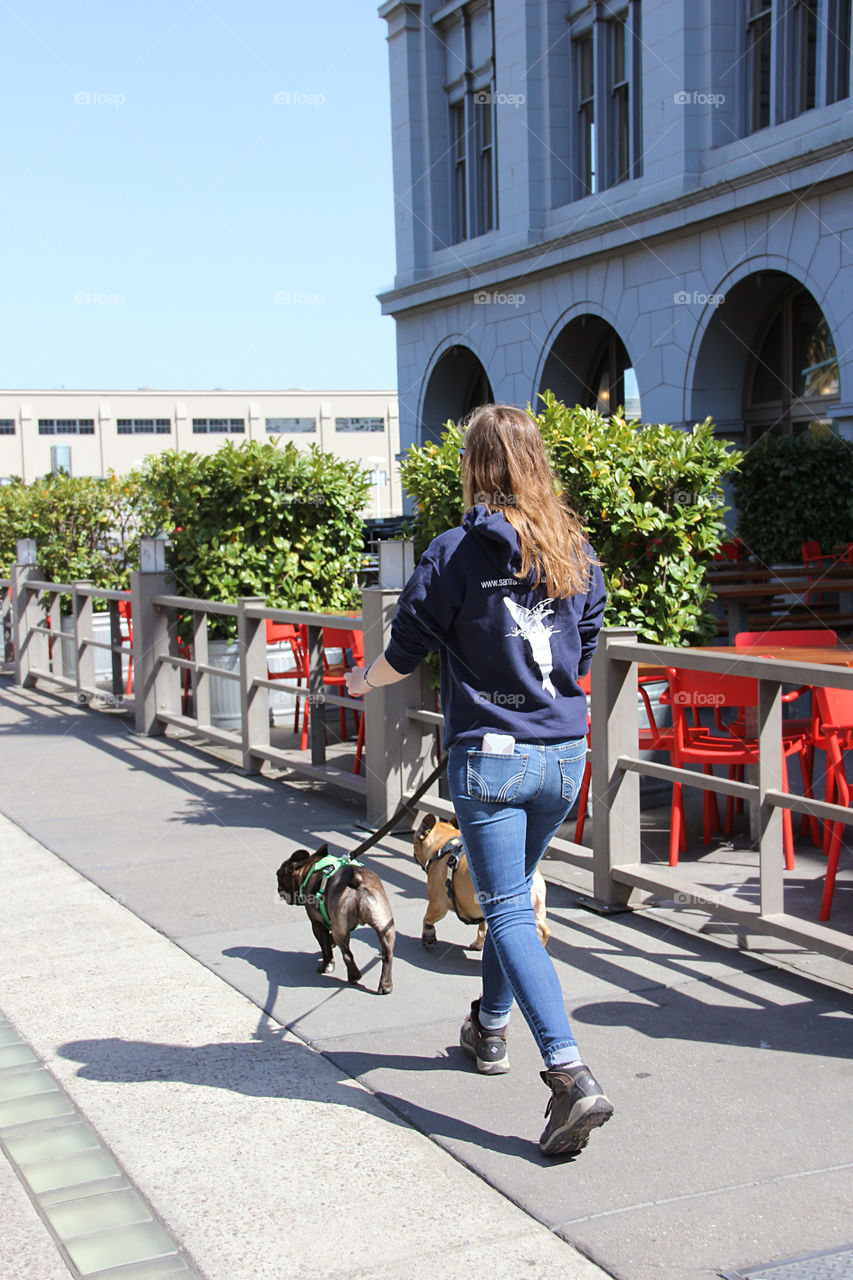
[57,1016,546,1163]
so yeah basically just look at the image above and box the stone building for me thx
[378,0,852,454]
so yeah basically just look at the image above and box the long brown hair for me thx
[461,403,595,598]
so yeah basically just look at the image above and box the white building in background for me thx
[378,0,853,452]
[0,389,402,516]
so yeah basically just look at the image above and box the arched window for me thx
[744,288,839,445]
[586,333,641,420]
[420,345,493,445]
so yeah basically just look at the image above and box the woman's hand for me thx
[345,667,368,698]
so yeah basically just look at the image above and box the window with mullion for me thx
[576,32,596,195]
[450,98,468,243]
[794,0,819,115]
[746,0,773,131]
[474,93,494,235]
[826,0,852,101]
[610,12,631,186]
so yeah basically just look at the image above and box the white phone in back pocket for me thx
[481,732,515,755]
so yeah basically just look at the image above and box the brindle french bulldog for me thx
[413,814,550,951]
[276,845,395,994]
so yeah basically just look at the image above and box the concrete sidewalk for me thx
[1,681,852,1280]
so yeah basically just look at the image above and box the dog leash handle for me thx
[347,754,448,862]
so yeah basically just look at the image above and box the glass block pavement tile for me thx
[36,1173,130,1209]
[0,1066,59,1100]
[0,1042,38,1068]
[44,1188,153,1238]
[0,1022,24,1046]
[724,1246,853,1279]
[0,1088,75,1129]
[85,1258,191,1280]
[20,1147,122,1194]
[5,1120,100,1164]
[65,1221,178,1275]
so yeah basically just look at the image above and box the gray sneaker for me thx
[539,1064,613,1156]
[459,999,510,1074]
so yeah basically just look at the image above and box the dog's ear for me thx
[314,843,329,859]
[415,814,438,841]
[286,847,315,868]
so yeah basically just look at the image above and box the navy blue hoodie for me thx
[385,505,607,749]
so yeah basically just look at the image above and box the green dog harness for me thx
[297,852,365,929]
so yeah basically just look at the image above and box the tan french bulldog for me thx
[413,814,550,951]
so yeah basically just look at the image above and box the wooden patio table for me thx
[707,571,853,639]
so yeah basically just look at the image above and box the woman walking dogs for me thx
[345,404,612,1158]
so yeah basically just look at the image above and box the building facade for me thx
[0,389,402,516]
[378,0,853,455]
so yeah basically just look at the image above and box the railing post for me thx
[72,582,95,699]
[590,627,639,909]
[192,611,210,727]
[131,538,179,736]
[237,597,268,773]
[757,676,785,917]
[305,623,326,766]
[361,585,433,825]
[108,599,124,699]
[11,539,46,687]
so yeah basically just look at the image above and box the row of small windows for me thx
[117,418,171,434]
[38,419,95,435]
[266,417,385,433]
[192,418,245,434]
[437,0,851,243]
[6,416,388,437]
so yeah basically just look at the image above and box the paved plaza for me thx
[1,680,851,1280]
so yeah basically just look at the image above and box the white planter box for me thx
[207,639,306,731]
[60,613,129,687]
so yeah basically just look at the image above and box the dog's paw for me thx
[317,960,335,974]
[378,980,393,995]
[346,968,363,985]
[421,930,437,950]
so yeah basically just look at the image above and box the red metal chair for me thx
[713,537,748,563]
[117,599,133,694]
[812,682,853,920]
[118,599,191,713]
[802,541,840,606]
[733,630,837,843]
[573,673,681,846]
[665,666,809,870]
[322,627,364,740]
[266,620,309,735]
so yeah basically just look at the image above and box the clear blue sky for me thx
[0,1,398,390]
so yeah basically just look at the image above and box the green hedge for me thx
[142,440,371,637]
[732,432,853,563]
[0,472,160,589]
[400,394,742,645]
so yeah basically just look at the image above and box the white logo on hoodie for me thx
[504,598,560,699]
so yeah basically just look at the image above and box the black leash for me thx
[346,754,448,862]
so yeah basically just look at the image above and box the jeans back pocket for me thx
[466,751,530,803]
[557,742,588,805]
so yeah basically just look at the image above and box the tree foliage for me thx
[399,394,742,645]
[732,432,853,564]
[142,440,371,636]
[0,472,159,589]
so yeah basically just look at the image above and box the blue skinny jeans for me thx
[447,738,587,1068]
